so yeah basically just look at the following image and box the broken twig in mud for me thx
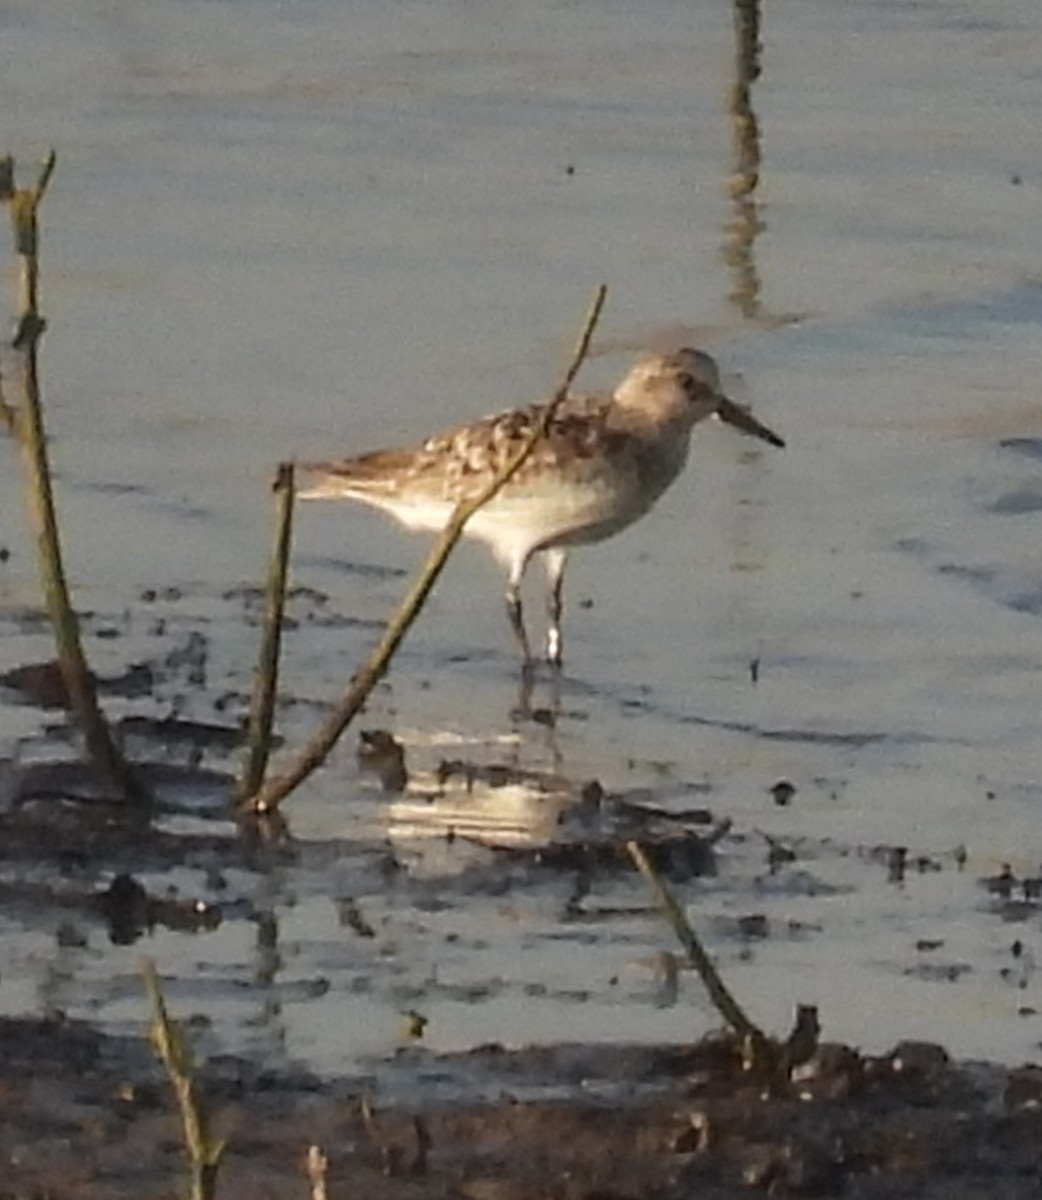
[627,839,774,1064]
[237,461,296,801]
[143,959,226,1200]
[241,285,608,814]
[305,1145,330,1200]
[1,152,146,804]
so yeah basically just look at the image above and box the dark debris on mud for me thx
[2,639,1042,1198]
[4,1016,1042,1199]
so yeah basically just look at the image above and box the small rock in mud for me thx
[357,729,408,792]
[982,863,1017,900]
[94,873,222,945]
[0,660,76,709]
[0,659,156,710]
[770,779,796,807]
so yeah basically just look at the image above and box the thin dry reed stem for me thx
[242,285,608,814]
[143,959,225,1200]
[1,152,145,803]
[237,461,296,801]
[627,840,768,1051]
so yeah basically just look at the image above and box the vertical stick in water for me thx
[237,461,295,801]
[2,152,146,804]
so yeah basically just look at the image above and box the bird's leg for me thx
[543,548,568,668]
[504,562,534,667]
[512,666,535,722]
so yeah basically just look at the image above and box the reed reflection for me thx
[723,0,765,321]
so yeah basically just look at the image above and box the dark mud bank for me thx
[5,1015,1042,1199]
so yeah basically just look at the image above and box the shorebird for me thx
[298,348,784,667]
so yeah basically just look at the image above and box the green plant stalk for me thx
[242,284,608,814]
[3,152,145,803]
[143,959,225,1200]
[237,461,296,801]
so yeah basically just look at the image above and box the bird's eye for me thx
[677,371,695,391]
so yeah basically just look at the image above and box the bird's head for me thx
[614,348,785,449]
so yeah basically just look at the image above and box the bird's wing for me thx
[299,393,625,503]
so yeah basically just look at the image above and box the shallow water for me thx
[3,0,1042,1080]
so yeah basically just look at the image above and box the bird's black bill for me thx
[716,396,785,449]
